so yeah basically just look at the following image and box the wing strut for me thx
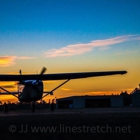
[42,79,70,99]
[0,87,18,98]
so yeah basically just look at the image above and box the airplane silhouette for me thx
[0,67,127,111]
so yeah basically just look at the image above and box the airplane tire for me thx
[4,103,8,113]
[31,103,35,112]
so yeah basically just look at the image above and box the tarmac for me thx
[0,107,140,116]
[0,108,140,140]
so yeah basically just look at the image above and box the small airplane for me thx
[0,67,127,111]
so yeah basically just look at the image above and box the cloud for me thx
[44,81,56,83]
[0,56,17,67]
[61,88,72,91]
[0,56,36,67]
[0,82,17,92]
[17,56,36,60]
[44,34,140,57]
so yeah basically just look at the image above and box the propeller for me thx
[35,67,47,84]
[40,67,47,75]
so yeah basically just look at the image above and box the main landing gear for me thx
[4,102,8,113]
[31,102,35,112]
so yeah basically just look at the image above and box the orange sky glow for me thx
[0,1,140,103]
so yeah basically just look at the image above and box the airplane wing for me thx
[0,71,127,81]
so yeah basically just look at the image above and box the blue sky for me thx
[1,1,140,44]
[1,0,140,34]
[0,0,140,101]
[0,0,140,56]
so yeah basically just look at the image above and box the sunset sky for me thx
[0,0,140,102]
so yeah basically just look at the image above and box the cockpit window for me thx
[18,84,25,93]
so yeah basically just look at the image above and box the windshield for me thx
[18,84,25,93]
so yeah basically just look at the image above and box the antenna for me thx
[19,70,22,75]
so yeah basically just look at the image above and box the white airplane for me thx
[0,67,127,111]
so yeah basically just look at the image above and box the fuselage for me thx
[18,80,43,102]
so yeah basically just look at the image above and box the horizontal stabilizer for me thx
[0,92,19,95]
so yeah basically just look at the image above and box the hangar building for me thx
[56,95,123,109]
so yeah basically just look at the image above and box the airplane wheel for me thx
[51,103,54,111]
[31,103,35,112]
[4,102,8,113]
